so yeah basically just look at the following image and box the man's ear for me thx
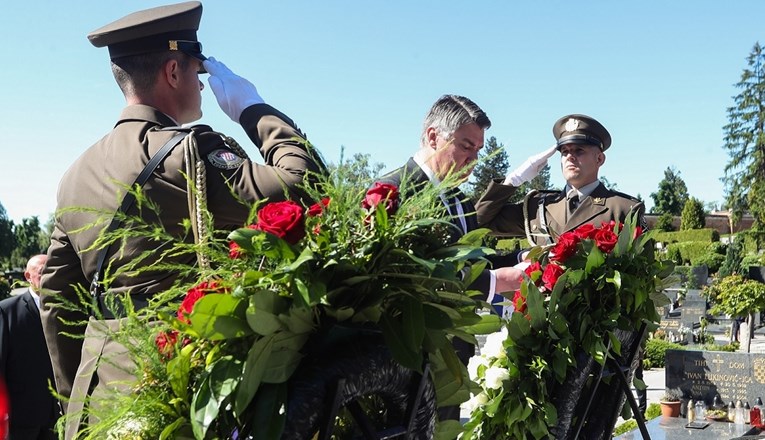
[597,152,606,166]
[163,59,181,89]
[425,126,439,149]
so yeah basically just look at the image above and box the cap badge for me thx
[564,118,580,133]
[169,40,179,51]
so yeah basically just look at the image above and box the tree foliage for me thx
[11,216,47,268]
[722,42,765,231]
[327,148,386,189]
[680,197,706,230]
[466,136,508,201]
[655,212,675,232]
[707,274,765,318]
[650,166,689,215]
[0,202,15,269]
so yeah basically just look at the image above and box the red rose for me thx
[363,183,400,215]
[541,263,565,291]
[524,261,543,285]
[155,330,179,359]
[573,224,598,240]
[228,224,257,259]
[512,290,527,314]
[307,198,330,217]
[549,232,580,263]
[255,201,306,245]
[634,226,644,239]
[594,227,619,253]
[178,281,227,324]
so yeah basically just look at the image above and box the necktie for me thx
[567,195,580,220]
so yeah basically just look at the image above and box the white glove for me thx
[203,57,265,123]
[504,145,557,186]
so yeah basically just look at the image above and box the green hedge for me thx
[653,228,720,244]
[645,338,685,368]
[692,253,725,274]
[666,242,713,265]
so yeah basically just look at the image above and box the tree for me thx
[327,148,386,189]
[707,274,765,352]
[650,166,689,215]
[0,202,15,269]
[655,212,675,232]
[680,198,706,230]
[599,175,618,191]
[11,216,46,268]
[466,136,508,201]
[722,42,765,232]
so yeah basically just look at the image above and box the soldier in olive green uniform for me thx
[476,114,645,245]
[39,3,325,436]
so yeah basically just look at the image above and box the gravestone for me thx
[666,349,765,405]
[679,289,706,330]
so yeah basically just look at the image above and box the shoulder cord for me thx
[183,132,251,271]
[183,134,209,270]
[523,190,539,246]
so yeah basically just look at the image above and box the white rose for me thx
[484,366,510,390]
[467,355,489,379]
[481,327,508,359]
[461,392,489,412]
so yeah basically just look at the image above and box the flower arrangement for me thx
[462,217,674,440]
[75,168,502,440]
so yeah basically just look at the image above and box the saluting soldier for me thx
[39,2,326,437]
[476,114,645,245]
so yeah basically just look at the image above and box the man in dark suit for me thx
[376,95,533,422]
[476,114,645,243]
[40,3,325,438]
[0,255,58,439]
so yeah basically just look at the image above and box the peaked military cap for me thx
[88,1,206,62]
[552,114,612,151]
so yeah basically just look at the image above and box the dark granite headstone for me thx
[666,349,765,405]
[680,299,706,329]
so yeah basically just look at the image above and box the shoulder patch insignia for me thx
[208,149,244,170]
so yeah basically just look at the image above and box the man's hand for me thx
[204,57,265,123]
[504,145,557,186]
[493,266,523,296]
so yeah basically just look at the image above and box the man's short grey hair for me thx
[420,94,491,147]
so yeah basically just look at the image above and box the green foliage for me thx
[644,338,685,368]
[650,166,689,215]
[665,242,714,266]
[76,167,501,439]
[654,212,675,231]
[612,419,638,436]
[653,228,720,244]
[741,253,765,271]
[466,136,509,201]
[0,202,15,268]
[719,234,745,277]
[10,216,47,268]
[496,238,531,252]
[703,342,740,352]
[326,149,385,189]
[707,274,765,318]
[0,276,9,300]
[645,403,661,420]
[680,197,706,231]
[722,42,765,231]
[692,252,725,274]
[462,216,673,439]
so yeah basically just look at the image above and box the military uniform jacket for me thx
[476,180,645,245]
[40,103,325,402]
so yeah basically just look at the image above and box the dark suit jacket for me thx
[476,180,645,245]
[0,291,58,432]
[377,158,519,297]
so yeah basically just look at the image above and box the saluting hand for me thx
[203,57,265,123]
[503,145,557,186]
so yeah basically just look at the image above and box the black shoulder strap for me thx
[89,131,189,300]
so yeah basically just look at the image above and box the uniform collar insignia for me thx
[592,197,605,205]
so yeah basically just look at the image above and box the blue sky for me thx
[1,1,763,224]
